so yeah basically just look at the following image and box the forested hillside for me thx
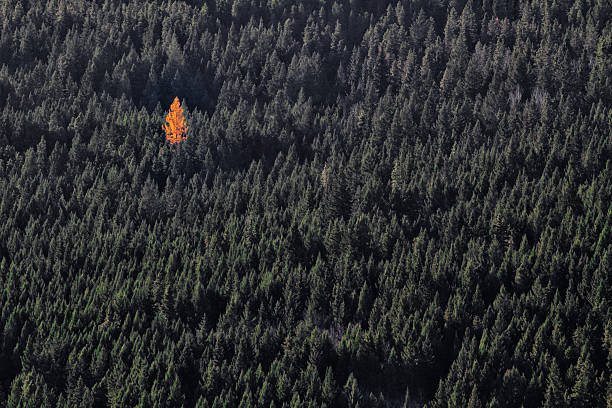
[0,0,610,406]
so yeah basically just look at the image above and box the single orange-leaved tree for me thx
[163,97,189,144]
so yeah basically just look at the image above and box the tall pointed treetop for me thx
[163,97,188,144]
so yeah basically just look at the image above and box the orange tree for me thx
[163,97,188,144]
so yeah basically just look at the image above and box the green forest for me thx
[0,0,610,406]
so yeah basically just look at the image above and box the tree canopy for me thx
[0,0,610,407]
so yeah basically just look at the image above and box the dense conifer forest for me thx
[0,0,610,406]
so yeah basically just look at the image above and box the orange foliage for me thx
[163,97,188,144]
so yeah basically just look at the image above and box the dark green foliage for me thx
[0,0,610,406]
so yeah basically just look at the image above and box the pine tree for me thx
[543,358,567,408]
[163,97,189,144]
